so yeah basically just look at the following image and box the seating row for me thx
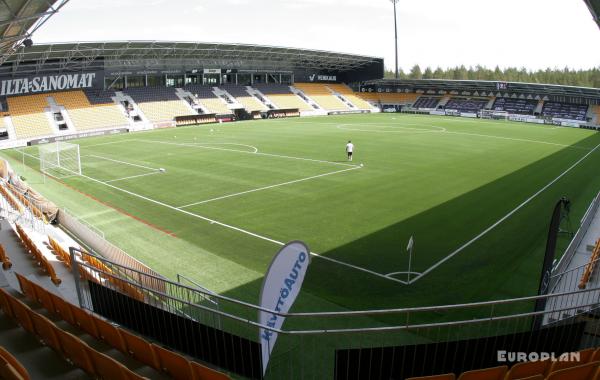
[14,224,61,285]
[12,273,231,380]
[408,348,600,380]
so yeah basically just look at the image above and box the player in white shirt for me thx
[345,140,354,161]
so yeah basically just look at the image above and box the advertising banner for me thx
[258,241,311,375]
[0,71,103,96]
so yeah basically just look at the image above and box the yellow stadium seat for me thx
[294,83,350,111]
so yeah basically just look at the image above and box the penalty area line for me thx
[411,141,600,284]
[85,154,161,171]
[177,166,362,208]
[67,168,407,285]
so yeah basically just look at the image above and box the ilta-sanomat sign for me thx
[0,73,97,96]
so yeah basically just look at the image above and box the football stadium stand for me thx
[6,94,53,139]
[220,85,269,112]
[413,97,441,109]
[357,92,420,105]
[254,84,313,111]
[293,83,351,111]
[541,101,589,121]
[491,97,538,115]
[124,87,193,123]
[184,85,232,115]
[52,90,128,131]
[326,83,374,110]
[444,98,489,113]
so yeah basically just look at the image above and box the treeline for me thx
[384,65,600,88]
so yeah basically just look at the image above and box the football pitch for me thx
[4,113,600,319]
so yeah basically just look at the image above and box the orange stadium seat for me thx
[55,328,96,374]
[0,347,30,380]
[0,244,12,270]
[152,343,195,380]
[505,360,550,379]
[15,273,36,303]
[547,348,595,375]
[92,315,128,353]
[546,361,600,380]
[119,327,160,370]
[0,291,14,319]
[86,347,132,380]
[406,373,456,380]
[456,365,507,380]
[69,304,100,339]
[29,311,62,352]
[5,292,35,334]
[31,282,56,314]
[47,292,76,326]
[190,361,232,380]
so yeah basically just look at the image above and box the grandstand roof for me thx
[364,79,600,101]
[584,0,600,28]
[0,0,69,65]
[1,41,383,74]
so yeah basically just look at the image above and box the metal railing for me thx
[68,247,600,380]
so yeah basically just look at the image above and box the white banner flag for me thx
[258,241,311,375]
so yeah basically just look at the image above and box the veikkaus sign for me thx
[259,241,311,375]
[0,73,98,96]
[309,74,337,82]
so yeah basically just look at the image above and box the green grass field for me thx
[4,113,600,323]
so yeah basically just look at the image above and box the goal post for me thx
[39,142,82,178]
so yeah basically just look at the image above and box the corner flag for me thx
[407,236,414,252]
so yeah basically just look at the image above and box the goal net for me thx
[39,142,81,179]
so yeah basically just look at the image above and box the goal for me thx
[39,142,81,178]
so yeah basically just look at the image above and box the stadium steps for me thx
[544,198,600,325]
[1,115,17,140]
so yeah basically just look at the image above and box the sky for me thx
[33,0,600,72]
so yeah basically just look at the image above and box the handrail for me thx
[72,247,600,320]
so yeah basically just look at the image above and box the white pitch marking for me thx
[16,148,404,285]
[86,154,160,171]
[105,171,162,183]
[440,130,591,150]
[177,166,361,208]
[84,140,133,148]
[136,139,360,168]
[411,141,600,284]
[189,142,259,153]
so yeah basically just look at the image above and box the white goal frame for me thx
[39,142,82,179]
